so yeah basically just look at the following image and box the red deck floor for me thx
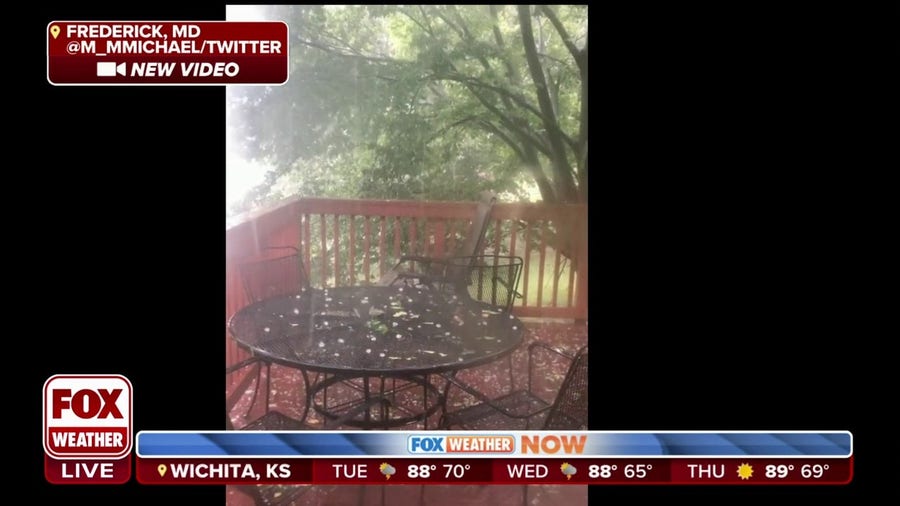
[226,321,589,506]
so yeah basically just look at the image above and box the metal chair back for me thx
[377,192,496,287]
[540,346,589,429]
[447,255,523,311]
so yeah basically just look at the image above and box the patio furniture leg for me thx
[363,376,372,427]
[298,369,313,424]
[378,376,387,429]
[423,374,429,429]
[264,363,271,413]
[244,359,270,418]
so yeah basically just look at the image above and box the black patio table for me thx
[228,284,525,428]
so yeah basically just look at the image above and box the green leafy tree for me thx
[229,5,587,258]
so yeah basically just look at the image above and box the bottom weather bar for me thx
[136,457,851,485]
[135,431,852,486]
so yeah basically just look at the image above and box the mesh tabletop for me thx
[229,285,524,375]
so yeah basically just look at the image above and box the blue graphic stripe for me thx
[591,433,665,455]
[719,433,805,455]
[653,433,851,456]
[201,433,304,456]
[137,432,403,456]
[822,432,853,451]
[135,431,851,457]
[654,433,743,455]
[340,433,404,455]
[769,433,851,455]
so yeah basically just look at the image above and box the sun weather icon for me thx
[737,463,753,480]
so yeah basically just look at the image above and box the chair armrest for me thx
[392,255,452,272]
[528,342,575,362]
[526,342,575,396]
[494,276,523,299]
[378,256,453,287]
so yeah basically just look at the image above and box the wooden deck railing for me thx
[226,197,588,368]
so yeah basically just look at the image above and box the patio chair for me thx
[227,356,393,432]
[439,254,523,394]
[437,343,586,506]
[377,191,497,288]
[237,246,318,422]
[439,343,588,430]
[227,356,389,506]
[445,254,523,311]
[225,355,310,506]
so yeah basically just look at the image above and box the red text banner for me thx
[45,455,132,485]
[135,457,852,485]
[137,458,311,485]
[47,21,289,85]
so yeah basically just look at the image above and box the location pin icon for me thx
[158,464,167,477]
[50,25,60,39]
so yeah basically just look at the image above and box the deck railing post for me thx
[573,205,589,322]
[227,197,589,346]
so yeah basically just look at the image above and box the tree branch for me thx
[489,6,524,84]
[462,84,552,158]
[424,53,553,159]
[295,37,412,66]
[518,5,578,202]
[538,5,585,74]
[476,120,524,159]
[395,7,432,36]
[432,72,545,121]
[430,6,467,39]
[479,120,557,202]
[424,115,480,144]
[432,5,569,167]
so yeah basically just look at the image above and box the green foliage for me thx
[228,5,588,214]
